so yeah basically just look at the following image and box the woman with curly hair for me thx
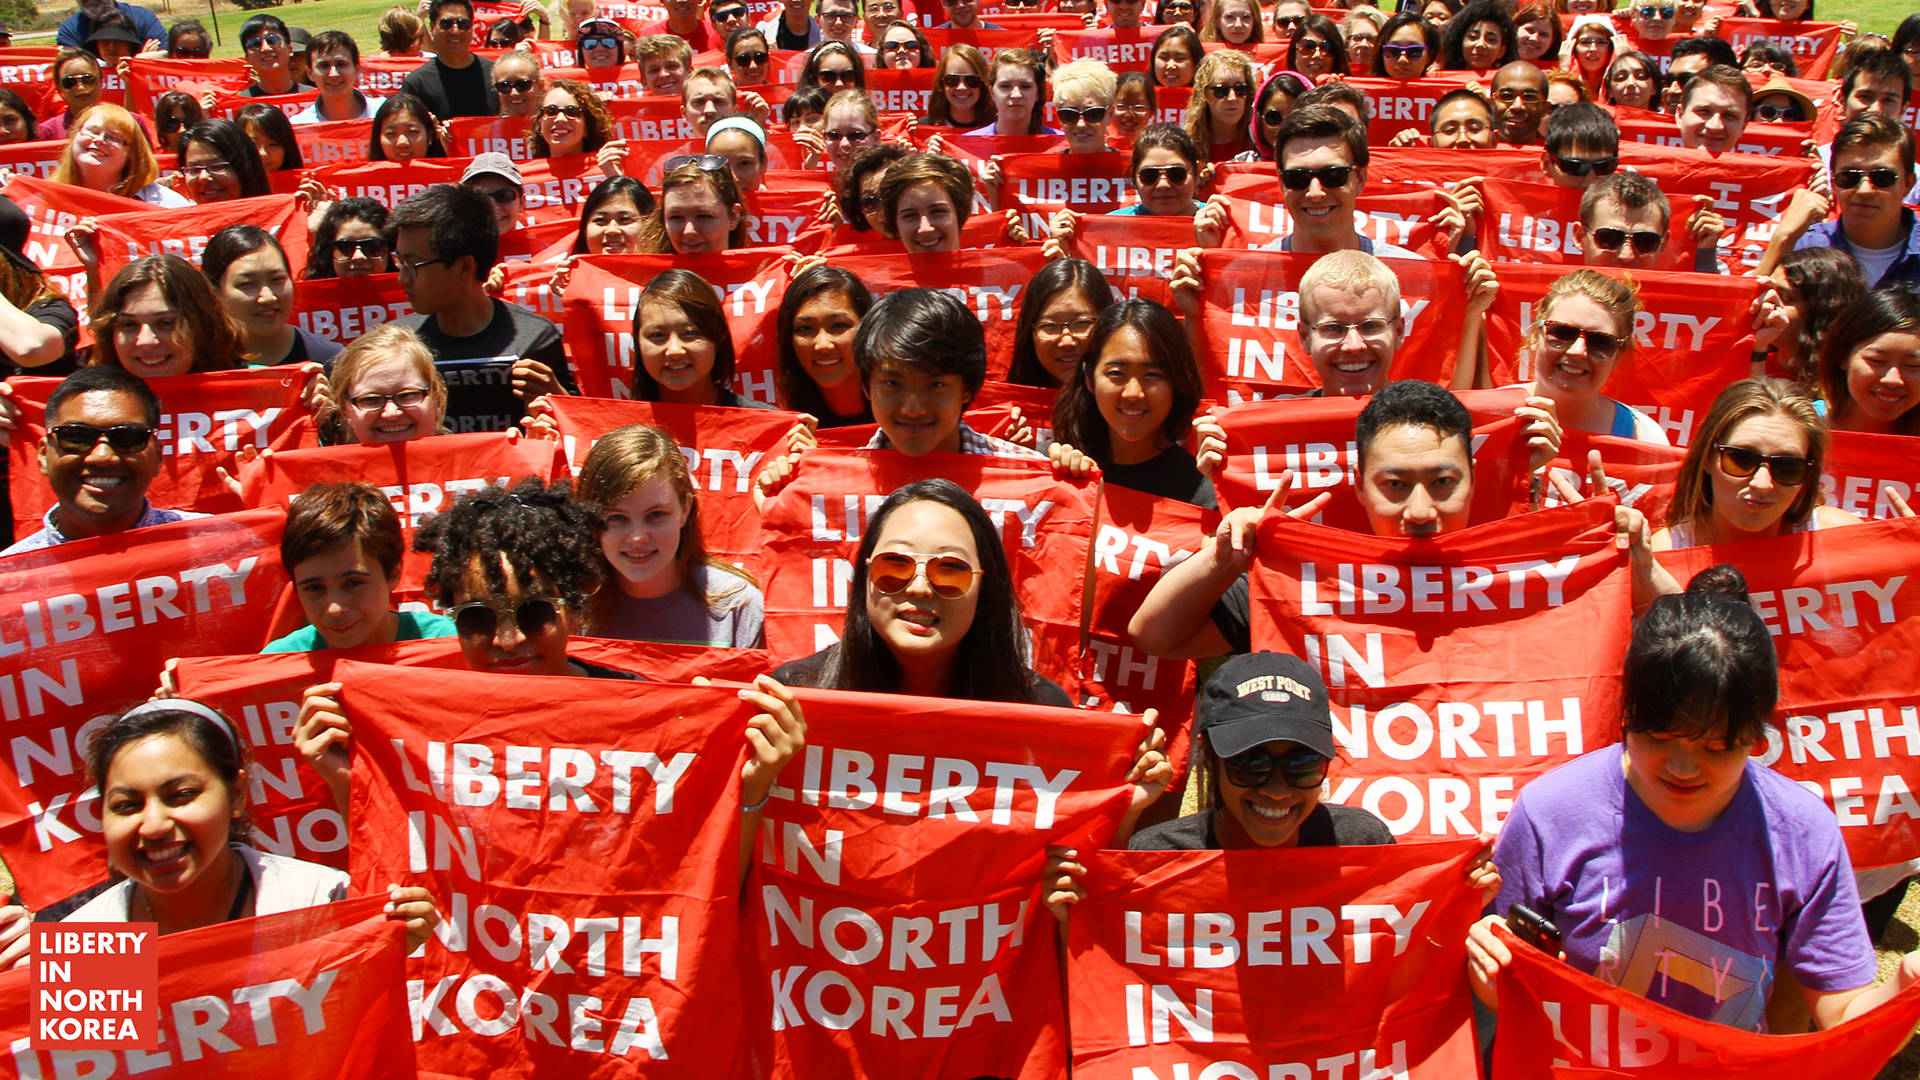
[1183,49,1257,162]
[305,198,393,279]
[530,79,629,177]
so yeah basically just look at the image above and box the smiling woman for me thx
[319,324,449,444]
[90,254,244,378]
[265,482,457,653]
[201,225,342,369]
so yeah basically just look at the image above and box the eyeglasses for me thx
[1260,107,1288,127]
[243,33,285,50]
[942,73,983,90]
[81,127,130,149]
[1112,102,1154,115]
[1589,225,1663,256]
[581,35,621,49]
[819,8,857,21]
[858,193,883,212]
[1275,15,1305,31]
[867,550,981,599]
[396,255,447,275]
[1312,317,1393,340]
[1634,5,1674,16]
[1221,745,1329,790]
[1294,37,1328,55]
[1135,165,1189,186]
[1207,82,1253,99]
[1549,152,1617,176]
[663,152,729,172]
[1280,164,1352,190]
[1835,166,1902,191]
[60,73,99,89]
[815,68,857,87]
[1381,43,1427,60]
[1753,102,1802,122]
[182,160,235,178]
[1714,444,1811,486]
[1493,87,1543,104]
[348,388,431,411]
[50,422,155,455]
[881,40,918,52]
[329,236,391,258]
[437,16,473,30]
[1057,105,1107,125]
[159,114,190,132]
[450,597,566,640]
[824,127,875,142]
[712,4,748,17]
[733,49,770,66]
[1540,320,1623,359]
[1035,315,1098,337]
[539,103,585,117]
[493,77,536,94]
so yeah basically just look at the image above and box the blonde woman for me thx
[1183,49,1257,162]
[50,104,190,206]
[318,324,450,445]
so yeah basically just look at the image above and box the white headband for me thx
[120,698,242,753]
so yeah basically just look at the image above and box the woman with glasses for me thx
[1564,14,1614,95]
[488,50,545,121]
[305,198,394,280]
[877,21,935,69]
[771,478,1075,705]
[1202,0,1263,45]
[1510,269,1668,442]
[37,49,105,141]
[777,265,874,427]
[1652,379,1866,551]
[51,104,190,207]
[576,424,766,647]
[1155,0,1199,28]
[1150,25,1201,88]
[293,30,384,123]
[151,92,201,155]
[179,119,272,202]
[1288,14,1350,80]
[799,40,866,94]
[968,48,1054,135]
[367,94,447,162]
[1007,258,1116,390]
[202,225,339,369]
[817,90,881,169]
[263,482,456,651]
[1183,49,1256,162]
[923,44,995,130]
[236,14,311,98]
[1370,12,1438,78]
[572,176,656,255]
[1111,124,1206,219]
[832,143,908,233]
[1437,0,1514,72]
[319,324,448,443]
[726,26,773,87]
[87,254,245,377]
[1341,7,1385,70]
[1050,298,1211,505]
[1053,59,1116,155]
[1239,71,1307,161]
[1815,288,1920,438]
[1108,71,1157,144]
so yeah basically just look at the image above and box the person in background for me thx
[530,81,622,174]
[1675,65,1751,155]
[970,49,1051,136]
[1773,114,1918,288]
[708,117,770,195]
[878,21,935,69]
[38,49,105,141]
[727,26,774,87]
[305,198,394,280]
[376,7,425,55]
[1152,25,1201,88]
[1289,14,1350,81]
[237,15,310,97]
[461,154,525,237]
[1343,7,1386,70]
[1110,71,1157,145]
[1054,59,1117,155]
[1204,0,1263,44]
[1491,60,1550,145]
[84,254,246,378]
[292,30,384,123]
[0,195,77,378]
[758,0,820,53]
[201,226,341,369]
[1373,11,1438,78]
[263,482,458,652]
[51,104,190,207]
[1604,51,1663,111]
[1815,288,1920,437]
[59,0,165,53]
[400,0,499,118]
[237,104,303,174]
[1184,48,1256,162]
[0,89,36,145]
[636,32,693,96]
[1749,248,1866,384]
[489,49,546,122]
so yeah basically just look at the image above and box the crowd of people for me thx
[1,0,1919,1067]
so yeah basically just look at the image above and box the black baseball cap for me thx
[0,195,38,279]
[1196,652,1338,760]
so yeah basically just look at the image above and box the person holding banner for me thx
[706,116,770,194]
[1777,115,1920,289]
[1151,26,1201,88]
[49,103,190,207]
[529,81,619,171]
[203,225,343,370]
[1049,298,1213,506]
[1537,102,1617,189]
[772,477,1074,703]
[1467,567,1920,1033]
[267,482,459,653]
[1372,12,1439,78]
[777,265,875,426]
[1184,49,1257,162]
[571,176,656,255]
[830,143,907,232]
[305,198,394,279]
[1751,249,1866,383]
[1007,258,1117,389]
[1575,171,1721,274]
[878,150,976,253]
[639,161,751,254]
[0,196,76,375]
[319,324,450,443]
[1815,288,1920,437]
[819,90,884,168]
[1288,15,1350,80]
[924,44,995,130]
[179,119,272,201]
[1564,13,1613,94]
[37,49,107,141]
[1055,59,1118,154]
[629,268,774,408]
[1511,268,1669,443]
[577,425,768,647]
[86,254,245,377]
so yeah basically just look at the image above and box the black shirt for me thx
[1128,804,1394,850]
[1209,573,1251,655]
[242,81,315,97]
[400,55,498,119]
[1104,447,1216,509]
[395,298,574,433]
[773,646,1075,707]
[570,657,646,680]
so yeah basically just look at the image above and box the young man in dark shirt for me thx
[388,184,575,432]
[400,0,498,118]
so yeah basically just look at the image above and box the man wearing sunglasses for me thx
[400,0,501,119]
[7,368,204,555]
[1574,171,1723,275]
[460,153,525,235]
[1781,114,1920,289]
[1271,106,1420,258]
[236,14,311,98]
[57,0,164,55]
[1539,102,1618,190]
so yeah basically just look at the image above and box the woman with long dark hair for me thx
[776,265,874,427]
[1008,259,1116,389]
[1049,298,1211,506]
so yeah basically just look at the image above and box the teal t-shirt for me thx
[261,610,457,652]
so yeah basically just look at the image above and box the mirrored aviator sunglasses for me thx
[450,597,564,639]
[1221,746,1329,790]
[867,551,980,599]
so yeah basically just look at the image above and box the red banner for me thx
[1049,26,1158,71]
[1248,501,1633,841]
[292,118,376,168]
[830,248,1056,382]
[1191,249,1464,402]
[89,193,310,296]
[0,174,148,308]
[752,684,1140,1078]
[1481,262,1755,448]
[0,897,415,1079]
[558,251,787,401]
[1718,17,1844,80]
[1821,431,1920,523]
[999,151,1140,237]
[309,159,466,210]
[1067,841,1484,1078]
[1344,75,1491,145]
[0,508,295,906]
[1613,112,1813,159]
[1211,166,1449,256]
[290,272,414,345]
[8,369,319,539]
[0,138,66,182]
[340,660,747,1078]
[1476,177,1698,273]
[355,55,428,97]
[1492,923,1920,1076]
[123,56,254,115]
[1658,517,1920,870]
[754,449,1094,693]
[1538,429,1685,527]
[0,46,59,119]
[1064,215,1201,309]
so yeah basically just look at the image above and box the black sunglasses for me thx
[1221,746,1330,790]
[61,74,99,89]
[663,152,729,172]
[437,16,473,30]
[1057,105,1107,124]
[1260,107,1288,126]
[1753,102,1803,123]
[712,5,749,18]
[1715,444,1811,486]
[1634,5,1675,16]
[733,49,770,66]
[329,236,390,257]
[1589,225,1663,256]
[1549,152,1617,177]
[1280,164,1352,190]
[1541,320,1624,360]
[243,32,285,50]
[539,103,585,117]
[942,73,983,89]
[1381,43,1426,59]
[1836,166,1901,191]
[1136,165,1189,186]
[1207,81,1253,99]
[581,34,621,49]
[50,422,155,455]
[492,76,536,94]
[815,68,857,86]
[451,597,565,640]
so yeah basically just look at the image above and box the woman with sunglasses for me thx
[1370,12,1438,79]
[816,90,882,169]
[576,424,766,647]
[1515,269,1668,443]
[1151,25,1201,88]
[777,265,874,427]
[924,44,995,130]
[800,40,866,95]
[37,49,105,141]
[574,16,628,70]
[305,198,394,280]
[1603,51,1663,111]
[1815,288,1920,438]
[1053,59,1116,155]
[1050,298,1211,506]
[878,21,935,69]
[771,478,1075,705]
[529,80,620,173]
[1111,122,1205,216]
[1238,71,1307,162]
[1183,50,1256,162]
[489,49,545,121]
[50,104,190,207]
[1288,14,1350,81]
[1008,258,1116,389]
[1651,379,1866,552]
[320,324,449,444]
[264,482,457,653]
[832,144,908,233]
[726,27,773,87]
[152,92,201,155]
[202,225,341,369]
[366,94,447,163]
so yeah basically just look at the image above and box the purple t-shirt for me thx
[1493,745,1875,1031]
